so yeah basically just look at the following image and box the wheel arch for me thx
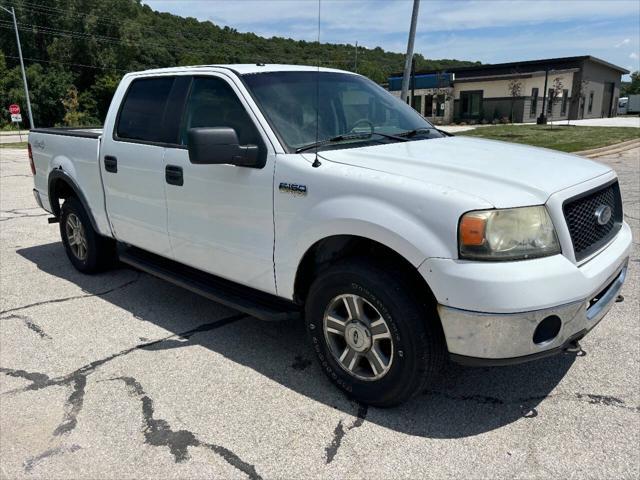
[293,235,439,311]
[48,169,99,231]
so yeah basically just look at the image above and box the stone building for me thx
[388,56,628,124]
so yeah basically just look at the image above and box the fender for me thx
[276,194,456,300]
[48,168,100,232]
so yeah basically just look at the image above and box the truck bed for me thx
[29,127,112,236]
[30,127,103,139]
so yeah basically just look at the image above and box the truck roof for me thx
[127,64,355,77]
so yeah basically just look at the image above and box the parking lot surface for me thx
[1,146,639,479]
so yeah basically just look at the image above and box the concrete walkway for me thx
[548,117,640,128]
[439,116,640,134]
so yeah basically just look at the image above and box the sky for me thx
[143,0,640,79]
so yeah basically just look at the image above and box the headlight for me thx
[459,206,560,261]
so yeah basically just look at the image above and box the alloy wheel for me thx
[65,213,88,261]
[323,294,394,381]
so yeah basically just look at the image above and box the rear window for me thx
[116,77,175,143]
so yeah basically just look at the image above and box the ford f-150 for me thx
[29,64,631,406]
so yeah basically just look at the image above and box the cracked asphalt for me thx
[1,145,639,479]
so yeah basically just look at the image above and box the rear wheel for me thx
[60,197,116,273]
[305,259,445,407]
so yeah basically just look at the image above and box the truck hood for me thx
[318,136,612,207]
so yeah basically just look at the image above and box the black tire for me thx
[305,259,445,407]
[60,197,116,273]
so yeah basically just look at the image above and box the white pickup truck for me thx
[29,64,631,406]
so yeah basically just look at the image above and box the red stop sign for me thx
[9,104,20,115]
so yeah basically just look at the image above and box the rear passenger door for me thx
[101,76,189,257]
[163,74,277,295]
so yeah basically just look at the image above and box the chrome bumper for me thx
[439,259,628,366]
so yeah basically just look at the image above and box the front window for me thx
[243,71,441,151]
[411,94,422,114]
[179,76,261,146]
[561,89,569,115]
[435,94,446,117]
[460,91,482,118]
[530,88,538,117]
[424,94,434,116]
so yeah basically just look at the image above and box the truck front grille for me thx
[563,180,622,262]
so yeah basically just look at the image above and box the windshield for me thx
[243,71,442,151]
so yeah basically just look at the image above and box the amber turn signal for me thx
[459,214,486,246]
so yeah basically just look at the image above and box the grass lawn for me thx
[457,125,639,153]
[0,142,28,149]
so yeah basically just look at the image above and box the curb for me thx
[574,138,640,158]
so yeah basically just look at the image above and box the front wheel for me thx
[305,259,445,407]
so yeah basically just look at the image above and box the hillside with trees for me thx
[0,0,479,127]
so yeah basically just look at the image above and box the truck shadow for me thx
[17,242,576,439]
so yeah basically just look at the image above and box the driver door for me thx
[163,75,277,294]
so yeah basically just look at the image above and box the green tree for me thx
[0,0,481,128]
[621,71,640,96]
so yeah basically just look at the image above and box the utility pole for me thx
[411,57,416,109]
[400,0,420,104]
[1,5,35,129]
[354,41,358,73]
[537,66,550,125]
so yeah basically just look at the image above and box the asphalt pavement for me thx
[1,145,638,479]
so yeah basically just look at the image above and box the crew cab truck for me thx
[29,65,631,406]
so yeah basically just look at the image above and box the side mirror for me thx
[187,127,260,167]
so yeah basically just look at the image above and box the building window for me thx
[412,95,422,114]
[561,89,569,115]
[424,95,433,116]
[530,88,538,117]
[460,91,483,118]
[547,88,554,114]
[435,94,446,117]
[588,91,594,113]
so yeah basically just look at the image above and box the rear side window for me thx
[116,77,174,143]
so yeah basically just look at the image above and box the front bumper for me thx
[421,222,632,364]
[439,260,627,365]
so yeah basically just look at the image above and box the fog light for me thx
[533,315,561,345]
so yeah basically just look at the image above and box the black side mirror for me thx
[187,127,260,168]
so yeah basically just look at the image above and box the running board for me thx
[118,246,300,322]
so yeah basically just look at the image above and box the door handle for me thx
[165,165,183,186]
[104,155,117,173]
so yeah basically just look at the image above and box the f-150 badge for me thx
[279,183,307,196]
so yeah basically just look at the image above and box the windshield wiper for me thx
[396,127,436,138]
[295,131,407,153]
[397,127,452,138]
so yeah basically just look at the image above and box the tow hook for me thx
[564,339,586,356]
[616,295,624,303]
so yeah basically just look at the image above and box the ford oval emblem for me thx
[594,205,612,226]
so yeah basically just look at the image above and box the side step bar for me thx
[118,246,300,322]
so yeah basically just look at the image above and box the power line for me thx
[0,19,272,53]
[1,17,390,72]
[0,19,125,43]
[6,1,171,37]
[4,54,129,72]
